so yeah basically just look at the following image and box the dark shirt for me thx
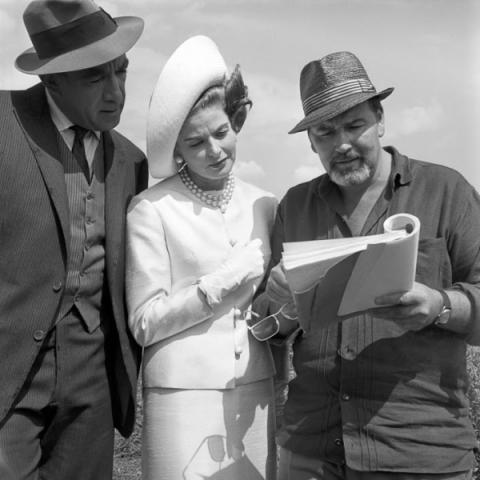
[271,147,480,472]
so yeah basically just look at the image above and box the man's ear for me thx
[307,131,318,153]
[377,110,385,138]
[40,74,59,93]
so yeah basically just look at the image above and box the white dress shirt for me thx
[45,88,100,171]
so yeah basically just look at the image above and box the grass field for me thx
[113,347,480,479]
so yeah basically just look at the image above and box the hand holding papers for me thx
[282,213,420,317]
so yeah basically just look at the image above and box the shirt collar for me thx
[384,146,413,189]
[315,145,413,202]
[45,88,100,140]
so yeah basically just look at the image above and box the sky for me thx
[1,0,479,199]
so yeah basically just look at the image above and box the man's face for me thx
[47,54,129,131]
[308,101,385,187]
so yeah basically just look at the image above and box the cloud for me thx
[101,0,196,15]
[117,0,194,5]
[243,72,301,131]
[469,30,480,110]
[119,0,275,6]
[0,66,36,90]
[389,100,445,137]
[97,1,121,16]
[293,163,324,184]
[116,45,168,150]
[0,0,21,6]
[233,159,266,182]
[0,9,16,32]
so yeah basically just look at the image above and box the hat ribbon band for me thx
[303,79,375,115]
[30,9,117,60]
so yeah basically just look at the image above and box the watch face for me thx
[435,306,451,325]
[435,290,452,326]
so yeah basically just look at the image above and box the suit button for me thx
[52,281,62,292]
[341,393,350,401]
[334,438,343,447]
[33,330,45,342]
[337,345,355,360]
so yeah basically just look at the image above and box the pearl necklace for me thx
[179,168,235,214]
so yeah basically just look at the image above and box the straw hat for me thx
[15,0,144,75]
[147,35,227,179]
[290,51,393,134]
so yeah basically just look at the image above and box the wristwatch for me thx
[434,289,452,327]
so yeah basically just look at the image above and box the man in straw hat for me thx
[0,1,147,478]
[265,51,480,478]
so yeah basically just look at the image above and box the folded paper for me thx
[282,213,420,317]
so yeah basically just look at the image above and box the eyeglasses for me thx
[246,304,298,341]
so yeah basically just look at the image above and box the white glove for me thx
[199,239,264,306]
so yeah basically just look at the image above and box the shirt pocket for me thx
[415,237,452,289]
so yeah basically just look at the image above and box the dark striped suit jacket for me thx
[0,83,148,437]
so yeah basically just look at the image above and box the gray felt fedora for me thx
[15,0,144,75]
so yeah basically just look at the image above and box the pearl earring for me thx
[175,156,186,173]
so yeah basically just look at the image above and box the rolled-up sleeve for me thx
[449,184,480,345]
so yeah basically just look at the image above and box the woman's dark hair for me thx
[190,64,252,133]
[225,65,252,132]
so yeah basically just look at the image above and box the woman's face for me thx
[175,104,237,190]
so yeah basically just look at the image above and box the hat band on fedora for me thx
[303,79,376,115]
[30,9,117,60]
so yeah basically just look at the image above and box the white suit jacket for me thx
[126,175,277,389]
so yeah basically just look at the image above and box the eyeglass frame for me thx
[245,303,298,342]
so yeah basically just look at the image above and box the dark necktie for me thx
[71,125,91,183]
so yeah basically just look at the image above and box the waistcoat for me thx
[56,132,106,332]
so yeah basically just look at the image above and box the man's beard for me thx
[329,158,373,187]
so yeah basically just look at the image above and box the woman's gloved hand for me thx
[198,239,264,306]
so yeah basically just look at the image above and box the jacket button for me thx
[341,393,350,401]
[33,330,45,342]
[337,346,355,360]
[52,281,63,292]
[334,438,343,447]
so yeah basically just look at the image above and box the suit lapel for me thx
[15,90,128,300]
[12,84,70,253]
[103,131,126,290]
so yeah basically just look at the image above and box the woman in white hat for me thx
[126,36,278,479]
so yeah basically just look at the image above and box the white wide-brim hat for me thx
[147,35,227,179]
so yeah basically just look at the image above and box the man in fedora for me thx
[0,1,148,478]
[265,51,480,478]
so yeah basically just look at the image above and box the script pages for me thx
[282,213,420,318]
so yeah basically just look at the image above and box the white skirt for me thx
[142,378,276,480]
